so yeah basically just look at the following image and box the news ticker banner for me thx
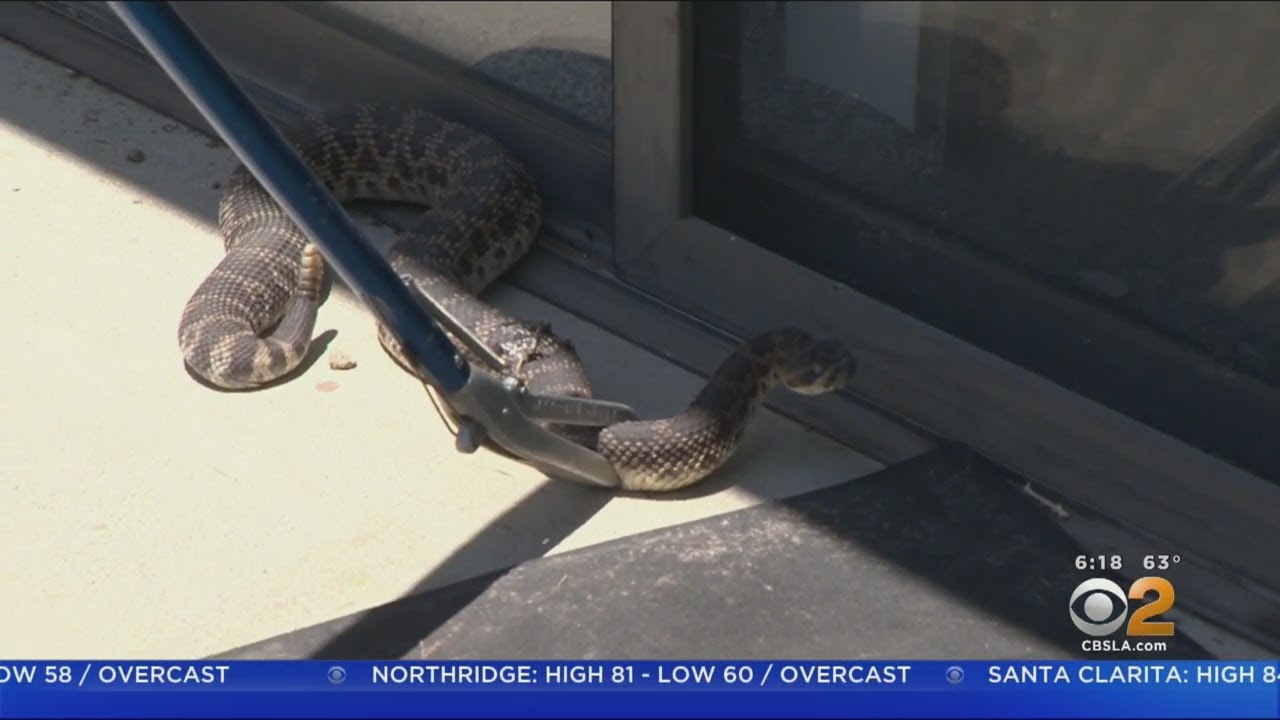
[0,661,1276,718]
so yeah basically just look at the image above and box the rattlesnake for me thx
[178,104,854,491]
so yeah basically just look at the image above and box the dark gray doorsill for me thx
[4,1,1277,655]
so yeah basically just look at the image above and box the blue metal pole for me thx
[108,0,470,394]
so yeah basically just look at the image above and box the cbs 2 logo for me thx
[1069,577,1175,637]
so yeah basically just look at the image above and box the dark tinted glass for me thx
[319,2,613,132]
[692,1,1280,478]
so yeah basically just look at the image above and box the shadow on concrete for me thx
[216,446,1219,660]
[213,482,613,660]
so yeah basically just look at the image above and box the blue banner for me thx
[0,661,1275,718]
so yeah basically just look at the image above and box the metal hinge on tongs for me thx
[110,0,638,490]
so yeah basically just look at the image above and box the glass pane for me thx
[320,1,613,132]
[692,1,1280,443]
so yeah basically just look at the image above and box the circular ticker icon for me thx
[327,666,347,685]
[945,666,965,684]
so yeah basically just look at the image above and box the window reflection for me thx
[694,1,1280,388]
[324,1,613,131]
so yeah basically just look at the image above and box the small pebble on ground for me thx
[328,350,357,371]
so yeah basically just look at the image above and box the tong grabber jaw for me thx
[398,275,640,489]
[444,372,627,488]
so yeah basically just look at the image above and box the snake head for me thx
[781,338,856,395]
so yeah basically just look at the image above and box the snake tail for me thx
[178,210,323,390]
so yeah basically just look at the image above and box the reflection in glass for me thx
[694,1,1280,388]
[325,1,613,130]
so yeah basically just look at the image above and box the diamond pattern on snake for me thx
[178,104,855,492]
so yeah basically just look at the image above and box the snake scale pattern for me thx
[178,104,855,492]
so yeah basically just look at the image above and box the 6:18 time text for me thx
[1074,554,1122,571]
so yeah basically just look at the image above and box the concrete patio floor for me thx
[0,38,881,659]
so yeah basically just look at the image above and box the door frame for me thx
[611,1,1280,649]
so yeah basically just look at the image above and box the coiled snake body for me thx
[179,105,854,492]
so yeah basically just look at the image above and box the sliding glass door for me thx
[642,0,1280,481]
[609,1,1280,645]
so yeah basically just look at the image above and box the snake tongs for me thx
[399,274,639,489]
